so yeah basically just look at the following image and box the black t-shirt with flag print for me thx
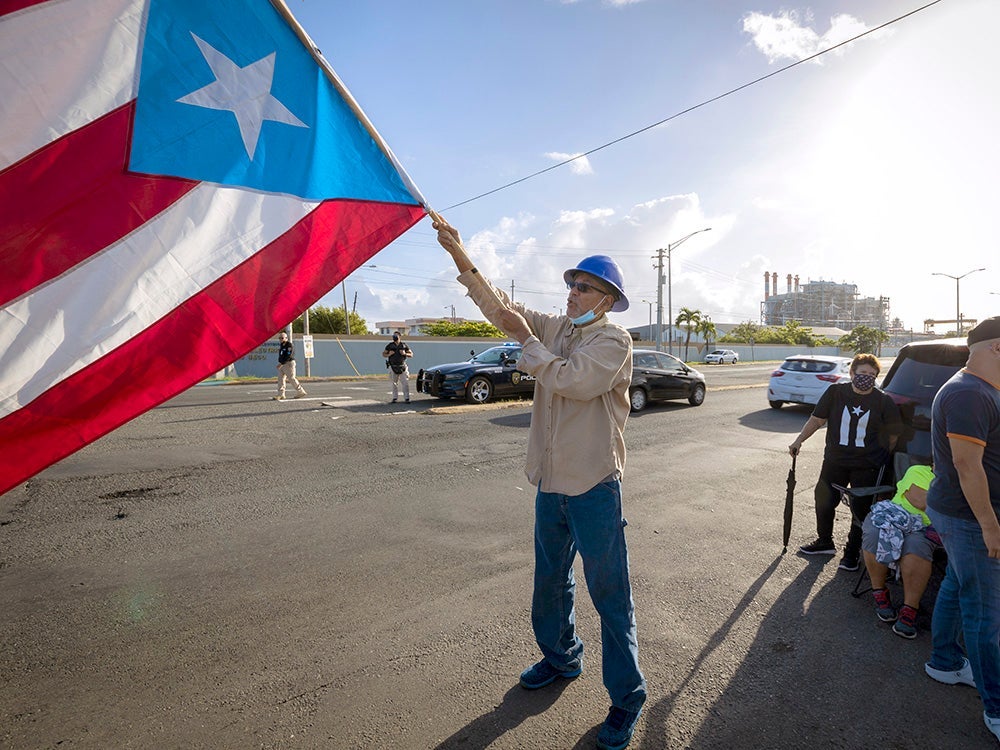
[812,382,902,469]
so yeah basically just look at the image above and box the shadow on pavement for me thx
[645,554,984,749]
[638,555,788,749]
[737,407,813,434]
[434,681,575,749]
[489,412,532,429]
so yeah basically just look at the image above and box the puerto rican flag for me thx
[0,0,427,496]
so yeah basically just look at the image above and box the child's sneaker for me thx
[872,588,897,623]
[892,605,918,639]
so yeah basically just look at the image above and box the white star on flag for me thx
[851,405,865,416]
[177,33,307,159]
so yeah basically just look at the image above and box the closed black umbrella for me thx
[782,453,796,554]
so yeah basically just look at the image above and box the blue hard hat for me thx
[563,255,629,312]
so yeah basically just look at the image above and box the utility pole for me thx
[655,227,712,355]
[654,249,665,352]
[510,280,515,303]
[341,282,351,335]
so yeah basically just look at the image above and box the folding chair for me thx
[832,465,895,598]
[839,453,940,598]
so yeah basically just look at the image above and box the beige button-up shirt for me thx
[458,269,632,496]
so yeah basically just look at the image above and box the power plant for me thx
[760,272,889,330]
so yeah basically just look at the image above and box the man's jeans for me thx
[927,507,1000,717]
[532,479,646,711]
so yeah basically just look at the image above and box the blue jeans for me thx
[532,479,646,711]
[927,507,1000,717]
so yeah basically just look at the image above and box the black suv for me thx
[415,343,535,404]
[879,338,969,461]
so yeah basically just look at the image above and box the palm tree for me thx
[696,316,717,357]
[675,307,702,362]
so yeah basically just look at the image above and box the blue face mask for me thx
[570,296,608,326]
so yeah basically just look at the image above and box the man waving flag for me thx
[0,0,427,496]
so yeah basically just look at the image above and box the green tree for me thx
[838,325,889,355]
[675,307,702,362]
[421,320,505,337]
[775,320,814,345]
[720,320,760,344]
[292,305,369,335]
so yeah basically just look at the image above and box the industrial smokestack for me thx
[794,275,800,293]
[771,272,778,298]
[764,272,770,300]
[786,274,792,294]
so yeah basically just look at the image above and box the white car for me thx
[768,355,852,409]
[703,349,739,365]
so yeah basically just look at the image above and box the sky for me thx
[289,0,999,335]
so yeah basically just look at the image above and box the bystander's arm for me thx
[789,415,827,456]
[904,485,929,511]
[950,437,1000,557]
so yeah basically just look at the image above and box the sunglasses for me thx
[566,280,610,295]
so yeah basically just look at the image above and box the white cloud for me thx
[544,151,594,175]
[448,195,753,328]
[751,196,782,211]
[742,10,873,64]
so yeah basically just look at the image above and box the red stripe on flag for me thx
[0,199,426,497]
[0,103,198,307]
[0,0,50,17]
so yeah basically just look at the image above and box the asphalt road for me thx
[1,364,991,749]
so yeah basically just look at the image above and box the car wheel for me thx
[465,376,494,404]
[629,386,648,412]
[769,400,783,409]
[688,383,706,406]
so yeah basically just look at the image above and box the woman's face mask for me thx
[852,372,877,391]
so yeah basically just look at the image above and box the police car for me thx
[415,343,535,404]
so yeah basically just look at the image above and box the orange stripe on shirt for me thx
[946,432,988,447]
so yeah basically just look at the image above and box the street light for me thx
[656,228,712,353]
[932,268,986,336]
[641,299,654,342]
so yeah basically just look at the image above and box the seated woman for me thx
[860,463,937,639]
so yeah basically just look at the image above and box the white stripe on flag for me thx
[0,0,143,170]
[0,184,320,418]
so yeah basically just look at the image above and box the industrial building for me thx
[760,272,889,331]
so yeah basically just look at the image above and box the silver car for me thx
[768,355,852,409]
[704,348,739,364]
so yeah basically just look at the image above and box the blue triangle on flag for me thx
[129,0,418,204]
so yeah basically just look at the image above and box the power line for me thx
[439,0,943,212]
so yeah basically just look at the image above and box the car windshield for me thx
[471,347,518,365]
[781,359,837,373]
[710,350,726,355]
